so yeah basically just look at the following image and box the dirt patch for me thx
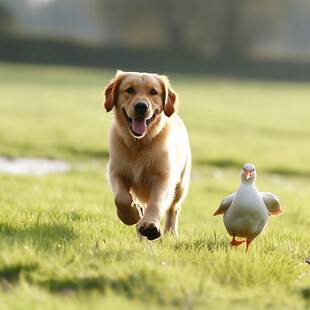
[0,157,70,175]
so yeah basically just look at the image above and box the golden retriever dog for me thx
[103,70,191,240]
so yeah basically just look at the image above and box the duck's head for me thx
[241,163,256,184]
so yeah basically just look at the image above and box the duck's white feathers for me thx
[222,184,269,240]
[213,192,235,216]
[214,191,283,217]
[261,192,283,216]
[213,163,283,247]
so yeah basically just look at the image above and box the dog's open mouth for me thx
[123,109,156,137]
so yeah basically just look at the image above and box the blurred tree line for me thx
[0,2,15,34]
[89,0,250,59]
[1,0,310,78]
[88,0,310,61]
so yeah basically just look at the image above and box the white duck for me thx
[214,163,283,252]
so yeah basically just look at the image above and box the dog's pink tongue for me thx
[132,119,146,135]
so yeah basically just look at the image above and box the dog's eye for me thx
[126,87,134,94]
[150,89,157,95]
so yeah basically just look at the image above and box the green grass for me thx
[0,62,310,309]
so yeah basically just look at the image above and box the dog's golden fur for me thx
[104,70,191,240]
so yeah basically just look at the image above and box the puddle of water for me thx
[0,157,70,175]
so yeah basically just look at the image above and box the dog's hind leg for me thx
[165,158,191,236]
[164,201,181,236]
[164,180,187,236]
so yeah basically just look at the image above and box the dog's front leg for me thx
[110,173,143,225]
[137,177,171,240]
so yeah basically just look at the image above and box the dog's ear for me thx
[164,86,177,117]
[103,81,115,112]
[103,71,125,112]
[159,75,178,117]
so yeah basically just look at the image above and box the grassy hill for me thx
[0,62,309,309]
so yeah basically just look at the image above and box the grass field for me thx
[0,62,310,309]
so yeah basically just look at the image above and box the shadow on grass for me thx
[0,142,110,162]
[195,158,310,178]
[0,222,78,250]
[41,274,146,296]
[301,287,310,301]
[39,269,182,307]
[56,145,109,160]
[0,263,38,283]
[0,222,79,285]
[195,158,243,169]
[42,276,109,293]
[173,237,229,253]
[0,268,179,306]
[266,168,310,178]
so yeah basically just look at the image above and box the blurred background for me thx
[1,0,310,79]
[1,3,310,308]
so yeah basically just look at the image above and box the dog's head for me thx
[104,70,177,139]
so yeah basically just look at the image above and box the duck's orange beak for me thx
[244,170,254,180]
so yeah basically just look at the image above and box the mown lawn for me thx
[0,62,310,309]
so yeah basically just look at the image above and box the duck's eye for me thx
[126,87,134,94]
[150,89,157,95]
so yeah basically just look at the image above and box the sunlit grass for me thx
[0,62,310,309]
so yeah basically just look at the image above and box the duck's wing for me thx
[261,192,283,216]
[213,192,235,216]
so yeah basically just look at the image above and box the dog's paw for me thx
[138,221,162,241]
[117,202,143,226]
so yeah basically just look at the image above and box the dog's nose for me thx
[134,101,148,115]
